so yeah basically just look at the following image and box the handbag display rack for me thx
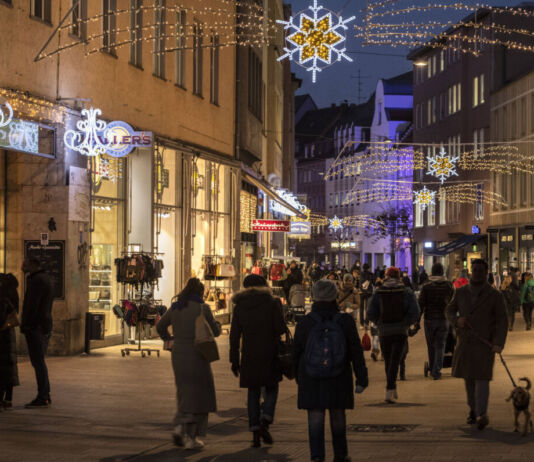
[115,247,166,358]
[201,255,234,327]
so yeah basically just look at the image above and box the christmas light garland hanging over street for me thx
[277,0,355,82]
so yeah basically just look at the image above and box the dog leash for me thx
[465,322,517,388]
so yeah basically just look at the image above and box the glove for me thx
[355,385,366,394]
[231,363,240,377]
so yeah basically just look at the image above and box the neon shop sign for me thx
[64,107,153,157]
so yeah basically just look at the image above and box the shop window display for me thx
[89,156,125,337]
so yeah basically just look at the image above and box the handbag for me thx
[1,311,20,331]
[216,264,236,278]
[194,306,220,362]
[278,328,295,380]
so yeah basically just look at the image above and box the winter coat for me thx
[293,301,368,410]
[157,298,221,415]
[367,278,420,337]
[230,287,287,388]
[359,270,375,296]
[0,296,19,389]
[418,276,455,321]
[21,270,54,334]
[446,283,508,380]
[337,282,359,313]
[520,278,534,305]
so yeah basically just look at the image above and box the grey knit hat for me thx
[313,279,338,302]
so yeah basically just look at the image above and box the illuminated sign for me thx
[0,98,13,128]
[424,241,433,249]
[472,225,480,235]
[64,107,152,157]
[270,188,306,217]
[252,219,290,232]
[289,221,311,239]
[331,241,357,249]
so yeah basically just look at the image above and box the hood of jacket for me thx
[382,278,404,289]
[340,281,354,291]
[524,278,534,288]
[428,275,447,283]
[231,287,273,308]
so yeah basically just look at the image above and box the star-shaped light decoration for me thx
[329,215,344,231]
[427,147,459,184]
[413,186,436,211]
[277,0,355,82]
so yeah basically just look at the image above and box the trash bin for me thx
[85,312,105,354]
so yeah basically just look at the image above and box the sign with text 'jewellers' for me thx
[252,219,290,232]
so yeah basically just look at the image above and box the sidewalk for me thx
[1,320,534,462]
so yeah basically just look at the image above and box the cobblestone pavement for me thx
[1,318,534,462]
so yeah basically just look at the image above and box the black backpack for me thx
[378,288,406,324]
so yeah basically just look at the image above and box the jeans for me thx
[307,409,347,461]
[424,319,449,378]
[24,328,51,401]
[359,295,370,326]
[506,305,516,329]
[247,385,279,431]
[464,379,490,417]
[380,335,407,390]
[399,341,409,378]
[522,303,533,328]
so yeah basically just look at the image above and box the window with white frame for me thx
[440,50,445,71]
[473,74,485,107]
[439,192,446,225]
[427,202,436,226]
[209,32,219,105]
[71,0,86,39]
[474,184,484,221]
[153,0,166,79]
[174,9,186,87]
[32,0,52,23]
[129,0,143,67]
[103,0,117,55]
[415,203,424,228]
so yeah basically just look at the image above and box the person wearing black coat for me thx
[0,273,20,409]
[21,257,54,408]
[230,274,287,448]
[293,280,368,462]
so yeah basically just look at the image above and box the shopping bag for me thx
[194,309,220,362]
[361,332,371,351]
[278,328,295,380]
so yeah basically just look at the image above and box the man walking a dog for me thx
[446,259,508,430]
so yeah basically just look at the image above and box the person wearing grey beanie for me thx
[294,279,368,462]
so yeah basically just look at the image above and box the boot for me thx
[467,410,476,425]
[172,425,184,447]
[252,430,261,448]
[385,389,396,404]
[477,415,489,430]
[259,418,273,445]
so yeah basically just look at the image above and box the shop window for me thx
[193,21,203,96]
[103,0,117,55]
[31,0,51,23]
[153,0,166,79]
[89,157,126,337]
[209,32,220,105]
[129,0,143,67]
[174,9,187,88]
[71,0,86,40]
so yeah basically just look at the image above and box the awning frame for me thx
[424,234,486,257]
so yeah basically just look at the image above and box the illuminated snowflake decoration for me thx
[277,0,355,82]
[329,215,344,231]
[427,147,459,184]
[413,186,436,211]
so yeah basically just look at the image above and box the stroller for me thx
[424,325,456,377]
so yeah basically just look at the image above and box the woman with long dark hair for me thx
[157,278,221,450]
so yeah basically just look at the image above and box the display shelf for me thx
[90,269,112,273]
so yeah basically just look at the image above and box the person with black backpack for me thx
[418,263,455,380]
[293,279,368,462]
[367,267,420,403]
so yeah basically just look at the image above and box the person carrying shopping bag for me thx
[157,278,221,451]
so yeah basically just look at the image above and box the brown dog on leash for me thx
[506,377,533,436]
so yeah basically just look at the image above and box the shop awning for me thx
[425,234,486,257]
[242,171,306,219]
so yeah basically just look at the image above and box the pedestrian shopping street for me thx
[2,319,534,462]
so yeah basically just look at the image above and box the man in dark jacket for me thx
[358,263,374,328]
[293,279,368,462]
[284,261,303,300]
[446,259,508,430]
[367,267,420,403]
[21,257,54,408]
[418,262,455,380]
[230,274,286,448]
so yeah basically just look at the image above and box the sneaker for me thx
[24,398,49,409]
[259,419,273,445]
[385,389,396,404]
[371,352,378,362]
[467,411,476,425]
[184,435,204,450]
[477,415,489,430]
[172,425,184,447]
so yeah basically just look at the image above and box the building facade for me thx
[1,0,298,354]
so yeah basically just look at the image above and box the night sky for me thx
[287,0,519,107]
